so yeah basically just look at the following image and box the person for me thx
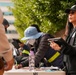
[14,39,30,64]
[15,25,63,69]
[31,24,41,32]
[2,18,9,32]
[0,8,14,75]
[50,5,76,75]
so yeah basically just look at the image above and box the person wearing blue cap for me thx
[50,5,76,75]
[15,25,64,69]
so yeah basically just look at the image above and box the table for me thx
[3,66,65,75]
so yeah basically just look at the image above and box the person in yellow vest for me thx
[14,39,30,65]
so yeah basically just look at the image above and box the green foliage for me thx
[11,0,76,38]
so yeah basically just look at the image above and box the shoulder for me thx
[42,33,54,38]
[39,33,54,42]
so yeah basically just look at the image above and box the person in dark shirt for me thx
[50,5,76,75]
[15,25,63,69]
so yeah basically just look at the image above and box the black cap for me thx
[65,5,76,13]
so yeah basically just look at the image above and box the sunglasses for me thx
[68,11,76,14]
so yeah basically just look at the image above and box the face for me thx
[18,43,24,47]
[68,11,76,23]
[27,39,35,45]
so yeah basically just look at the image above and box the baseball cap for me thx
[65,5,76,13]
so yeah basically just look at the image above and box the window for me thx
[3,12,13,15]
[6,30,18,34]
[8,20,14,24]
[0,2,13,6]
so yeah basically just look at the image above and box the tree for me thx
[11,0,76,38]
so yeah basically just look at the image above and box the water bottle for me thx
[29,49,35,71]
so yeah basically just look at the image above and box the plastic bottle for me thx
[29,50,35,71]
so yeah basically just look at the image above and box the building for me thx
[0,0,19,42]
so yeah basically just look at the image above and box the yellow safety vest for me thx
[22,50,29,55]
[48,52,60,63]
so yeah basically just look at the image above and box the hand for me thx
[4,58,14,71]
[50,41,61,51]
[14,64,22,69]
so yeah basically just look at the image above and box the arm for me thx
[49,37,76,56]
[0,23,14,71]
[35,34,51,66]
[60,44,76,56]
